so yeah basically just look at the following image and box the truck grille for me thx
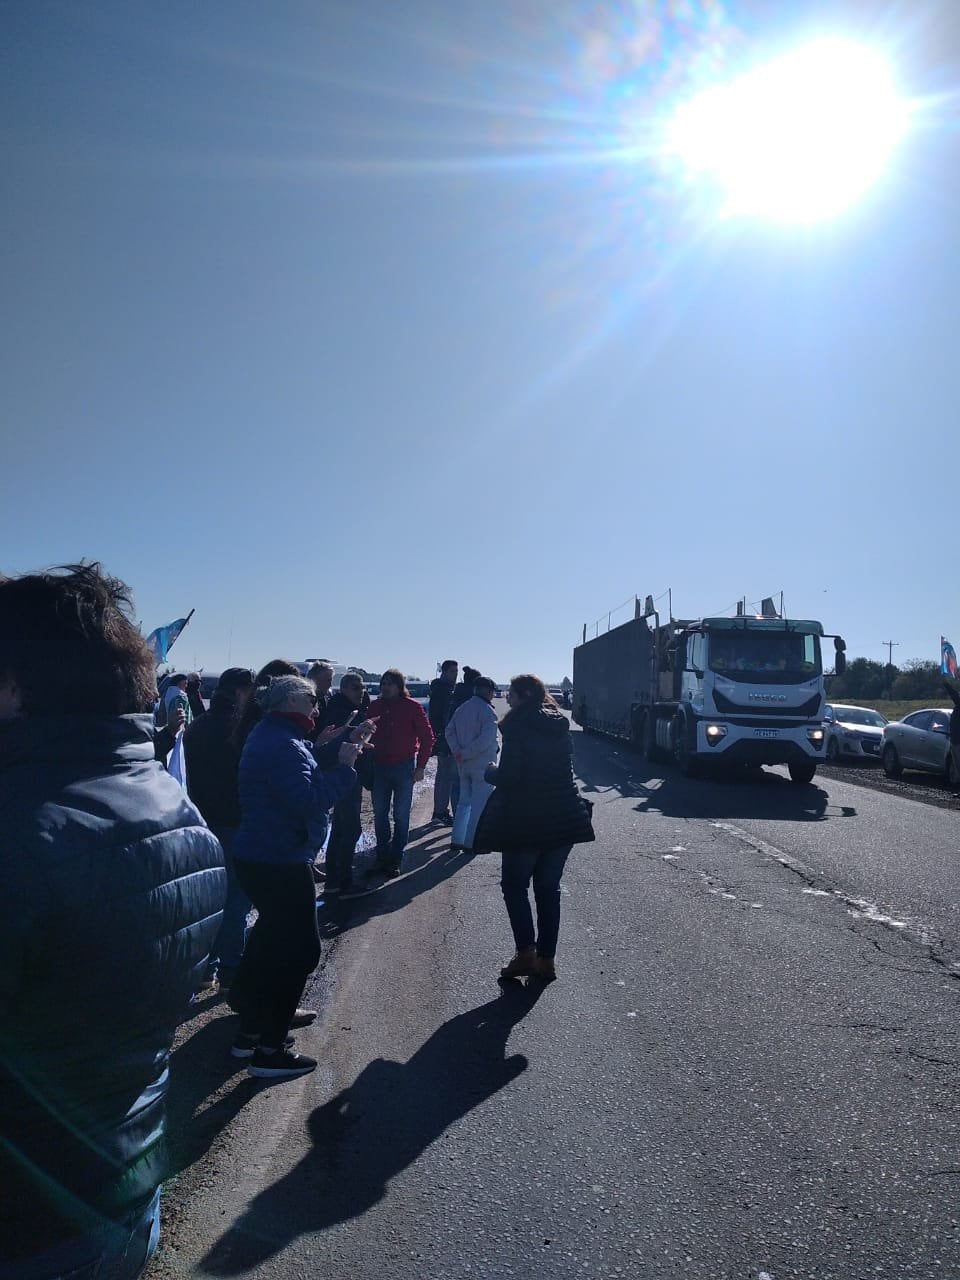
[713,690,821,717]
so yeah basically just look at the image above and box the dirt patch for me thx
[817,760,960,813]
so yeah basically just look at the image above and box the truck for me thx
[572,596,846,784]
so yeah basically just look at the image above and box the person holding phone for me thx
[229,676,360,1078]
[321,672,373,896]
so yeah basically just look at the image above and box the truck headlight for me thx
[705,724,727,746]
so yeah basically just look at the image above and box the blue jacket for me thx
[235,714,356,864]
[0,714,225,1265]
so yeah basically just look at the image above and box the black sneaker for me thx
[248,1047,317,1079]
[290,1007,317,1028]
[231,1032,294,1059]
[382,863,401,879]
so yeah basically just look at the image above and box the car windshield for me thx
[708,629,821,684]
[836,708,886,727]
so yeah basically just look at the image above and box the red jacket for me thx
[367,696,435,769]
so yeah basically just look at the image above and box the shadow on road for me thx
[316,831,478,939]
[164,1015,260,1177]
[198,983,543,1274]
[572,732,857,824]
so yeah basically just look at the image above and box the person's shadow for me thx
[200,983,543,1274]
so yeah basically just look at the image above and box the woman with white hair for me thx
[228,674,363,1079]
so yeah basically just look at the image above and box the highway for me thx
[149,720,960,1280]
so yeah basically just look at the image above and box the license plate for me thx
[754,728,780,738]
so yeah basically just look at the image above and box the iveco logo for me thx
[749,693,787,702]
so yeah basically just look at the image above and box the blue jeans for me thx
[372,760,415,868]
[3,1188,161,1280]
[451,761,495,849]
[500,846,573,959]
[206,826,251,978]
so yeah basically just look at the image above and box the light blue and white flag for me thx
[145,610,194,665]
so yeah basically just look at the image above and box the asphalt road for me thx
[149,724,960,1280]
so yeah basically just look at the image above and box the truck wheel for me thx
[882,743,902,778]
[641,712,660,762]
[945,752,956,788]
[826,738,840,763]
[672,716,701,777]
[630,708,646,754]
[788,762,817,785]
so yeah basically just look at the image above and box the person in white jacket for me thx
[445,676,499,852]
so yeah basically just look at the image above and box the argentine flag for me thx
[942,636,958,679]
[145,610,194,664]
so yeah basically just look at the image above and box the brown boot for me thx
[500,947,537,979]
[533,955,557,983]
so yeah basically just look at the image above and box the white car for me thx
[881,707,955,784]
[823,703,887,763]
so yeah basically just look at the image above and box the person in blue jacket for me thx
[0,562,225,1280]
[228,674,366,1079]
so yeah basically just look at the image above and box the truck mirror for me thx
[835,651,846,676]
[834,636,846,652]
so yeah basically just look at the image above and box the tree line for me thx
[828,658,951,702]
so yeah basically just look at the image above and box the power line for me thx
[881,640,899,666]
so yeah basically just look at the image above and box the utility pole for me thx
[882,640,899,666]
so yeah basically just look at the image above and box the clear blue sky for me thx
[2,1,957,682]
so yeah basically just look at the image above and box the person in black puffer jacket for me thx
[474,673,594,984]
[0,563,225,1280]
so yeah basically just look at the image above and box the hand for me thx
[168,707,186,735]
[454,751,464,764]
[350,718,378,745]
[413,767,425,783]
[338,741,361,768]
[315,724,341,745]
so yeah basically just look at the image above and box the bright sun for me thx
[669,38,908,223]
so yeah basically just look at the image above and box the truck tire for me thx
[672,715,701,777]
[788,762,817,785]
[642,712,660,762]
[630,707,646,753]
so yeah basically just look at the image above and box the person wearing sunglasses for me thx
[228,675,361,1078]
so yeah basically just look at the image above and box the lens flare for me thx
[669,38,908,222]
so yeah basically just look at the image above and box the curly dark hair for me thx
[0,562,157,715]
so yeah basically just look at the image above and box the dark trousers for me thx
[205,826,251,977]
[432,750,457,817]
[500,845,573,959]
[229,860,321,1047]
[326,782,362,889]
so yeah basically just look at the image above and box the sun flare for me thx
[669,39,908,222]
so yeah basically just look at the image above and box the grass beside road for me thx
[831,699,946,722]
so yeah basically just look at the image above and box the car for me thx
[881,707,956,784]
[823,703,887,763]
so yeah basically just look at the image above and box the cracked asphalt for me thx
[149,724,960,1280]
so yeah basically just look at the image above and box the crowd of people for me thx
[0,562,594,1280]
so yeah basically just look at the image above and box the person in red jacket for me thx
[366,668,435,877]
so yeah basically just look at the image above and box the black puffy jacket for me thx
[0,714,225,1262]
[474,703,594,852]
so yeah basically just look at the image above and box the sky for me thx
[2,0,958,682]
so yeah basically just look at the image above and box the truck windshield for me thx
[708,629,821,684]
